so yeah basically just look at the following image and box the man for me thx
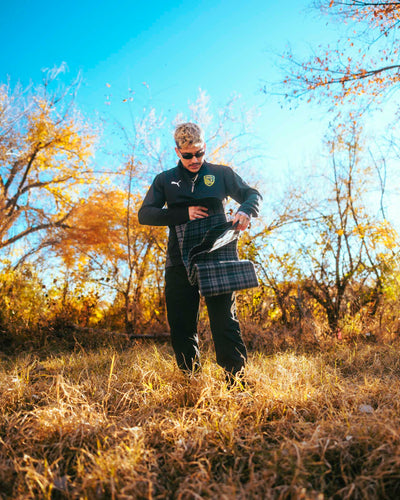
[138,123,262,383]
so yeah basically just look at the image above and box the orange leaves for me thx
[54,189,166,269]
[52,185,167,334]
[56,190,130,265]
[0,79,97,251]
[279,0,400,110]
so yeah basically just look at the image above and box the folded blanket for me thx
[175,214,259,296]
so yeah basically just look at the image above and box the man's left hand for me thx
[232,211,250,231]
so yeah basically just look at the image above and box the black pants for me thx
[165,265,247,375]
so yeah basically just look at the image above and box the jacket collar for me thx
[178,160,207,179]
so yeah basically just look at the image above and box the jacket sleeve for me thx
[138,173,189,226]
[224,167,262,217]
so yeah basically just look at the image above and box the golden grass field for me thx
[1,338,400,499]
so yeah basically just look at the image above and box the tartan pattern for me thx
[175,214,259,296]
[195,261,259,296]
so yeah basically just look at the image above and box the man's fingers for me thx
[233,212,250,231]
[189,206,208,220]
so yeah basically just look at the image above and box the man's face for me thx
[175,144,206,173]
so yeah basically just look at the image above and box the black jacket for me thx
[138,160,262,266]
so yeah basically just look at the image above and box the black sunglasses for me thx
[179,150,205,160]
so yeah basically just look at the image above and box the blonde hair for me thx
[174,123,205,149]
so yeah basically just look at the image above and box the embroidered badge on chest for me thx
[204,175,215,187]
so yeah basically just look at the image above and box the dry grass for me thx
[1,339,400,499]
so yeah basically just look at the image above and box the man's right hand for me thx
[188,206,208,220]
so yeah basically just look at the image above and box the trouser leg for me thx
[205,292,247,375]
[165,266,201,373]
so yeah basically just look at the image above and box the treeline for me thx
[0,70,399,352]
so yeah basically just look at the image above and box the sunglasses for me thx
[179,150,205,160]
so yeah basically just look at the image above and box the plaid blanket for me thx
[175,214,259,296]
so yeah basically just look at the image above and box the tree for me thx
[253,126,398,334]
[0,71,96,261]
[52,187,167,334]
[273,1,400,110]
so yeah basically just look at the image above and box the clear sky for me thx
[2,0,397,216]
[0,0,341,174]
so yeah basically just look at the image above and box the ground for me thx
[1,340,400,499]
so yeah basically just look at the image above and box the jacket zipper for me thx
[191,174,198,193]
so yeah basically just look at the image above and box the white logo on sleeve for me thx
[171,180,182,187]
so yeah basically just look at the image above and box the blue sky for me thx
[1,0,398,216]
[0,0,339,175]
[1,0,320,95]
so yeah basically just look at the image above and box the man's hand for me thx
[232,211,250,231]
[188,206,209,220]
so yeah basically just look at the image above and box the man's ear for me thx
[175,147,181,158]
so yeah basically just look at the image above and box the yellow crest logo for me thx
[204,175,215,187]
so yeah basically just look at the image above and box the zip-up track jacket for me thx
[138,161,262,267]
